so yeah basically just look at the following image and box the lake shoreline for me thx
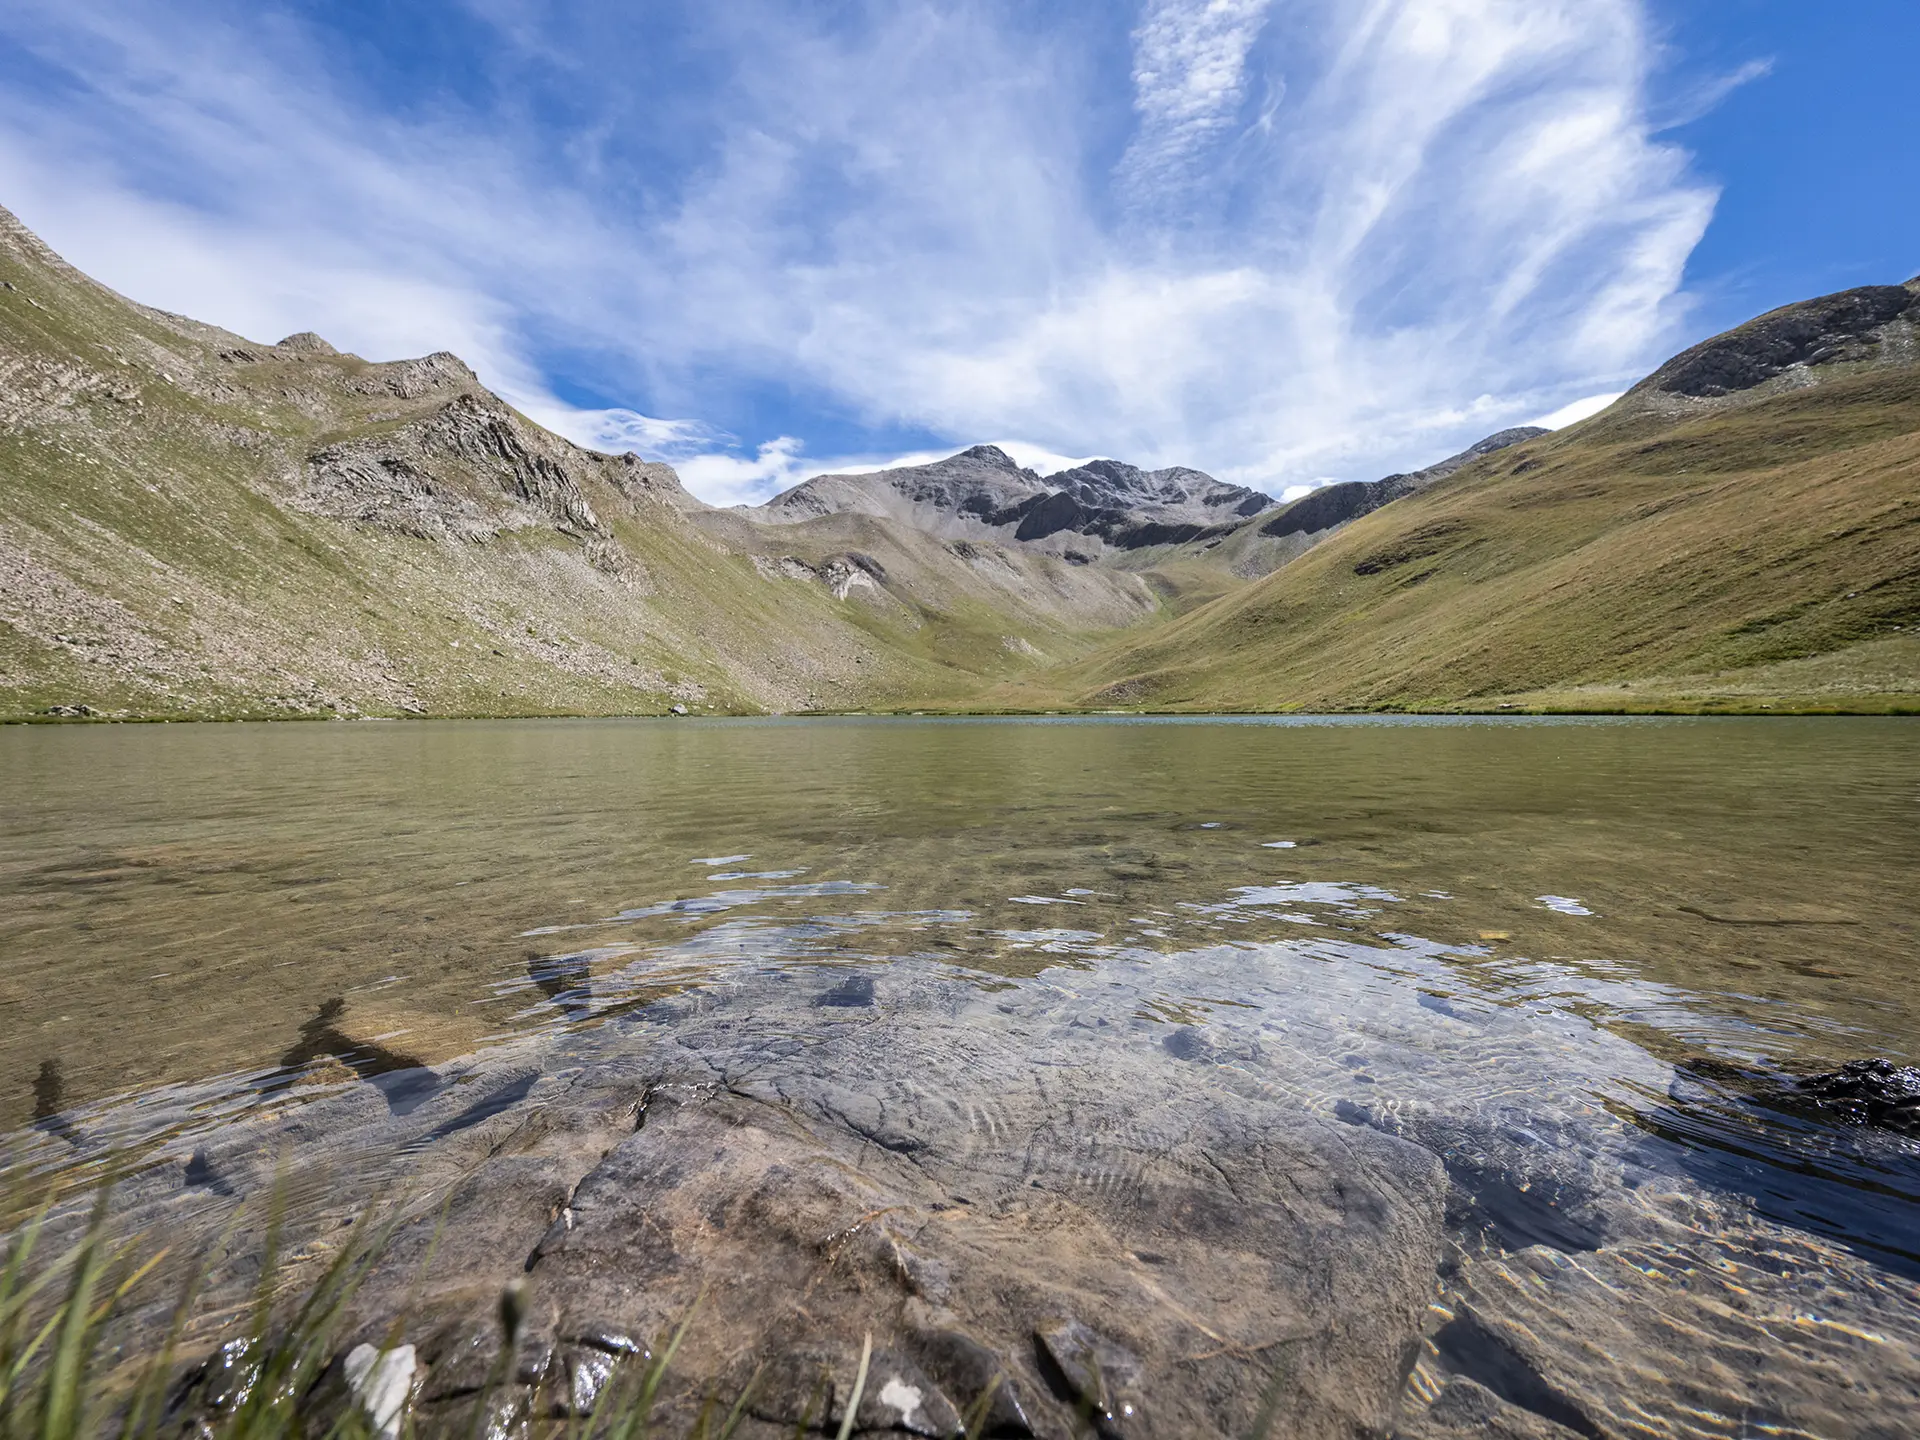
[7,698,1919,724]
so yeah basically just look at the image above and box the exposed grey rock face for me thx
[297,392,694,543]
[1258,427,1547,543]
[69,959,1454,1439]
[1634,281,1920,400]
[757,444,1271,558]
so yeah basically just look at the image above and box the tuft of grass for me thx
[0,1189,1018,1440]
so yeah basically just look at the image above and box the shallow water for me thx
[3,715,1918,1432]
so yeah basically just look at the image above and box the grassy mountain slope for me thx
[0,205,1157,720]
[994,295,1920,715]
[5,194,1914,722]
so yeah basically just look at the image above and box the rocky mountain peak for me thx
[276,331,340,355]
[757,444,1269,557]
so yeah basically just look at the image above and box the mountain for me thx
[1002,280,1920,714]
[4,192,1913,722]
[0,203,1164,720]
[1146,426,1548,585]
[756,444,1272,558]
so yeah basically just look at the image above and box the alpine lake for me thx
[2,715,1916,1439]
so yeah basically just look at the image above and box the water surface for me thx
[3,716,1917,1431]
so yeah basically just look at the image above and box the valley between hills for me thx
[2,201,1916,722]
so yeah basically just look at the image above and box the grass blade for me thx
[833,1333,871,1440]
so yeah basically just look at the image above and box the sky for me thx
[0,1,1913,506]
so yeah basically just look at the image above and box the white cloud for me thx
[529,406,727,460]
[1120,0,1274,206]
[671,438,812,509]
[1651,57,1773,131]
[0,0,1727,504]
[1530,391,1625,429]
[819,441,1101,481]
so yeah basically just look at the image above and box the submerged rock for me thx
[1752,1058,1920,1135]
[37,949,1920,1439]
[1035,1317,1143,1437]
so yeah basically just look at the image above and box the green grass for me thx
[6,203,1916,722]
[990,364,1920,715]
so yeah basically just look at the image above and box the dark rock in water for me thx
[1769,1059,1920,1135]
[1160,1025,1213,1062]
[1629,1057,1920,1279]
[1428,1310,1601,1440]
[815,972,876,1008]
[1677,1056,1920,1134]
[908,1323,1035,1437]
[1035,1318,1142,1437]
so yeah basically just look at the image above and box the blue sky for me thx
[0,1,1913,505]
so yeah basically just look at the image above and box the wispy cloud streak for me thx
[0,0,1731,503]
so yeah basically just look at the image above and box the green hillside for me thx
[997,309,1920,714]
[4,192,1915,721]
[0,204,1170,720]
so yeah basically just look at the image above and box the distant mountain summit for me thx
[758,444,1271,558]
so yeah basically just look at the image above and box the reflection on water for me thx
[2,715,1918,1427]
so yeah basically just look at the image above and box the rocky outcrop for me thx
[81,961,1454,1440]
[39,918,1920,1438]
[299,394,604,540]
[1631,280,1920,401]
[761,444,1048,528]
[276,330,340,355]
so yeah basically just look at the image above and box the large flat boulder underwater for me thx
[83,964,1449,1439]
[32,944,1920,1438]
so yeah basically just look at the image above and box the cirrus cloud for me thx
[0,0,1725,504]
